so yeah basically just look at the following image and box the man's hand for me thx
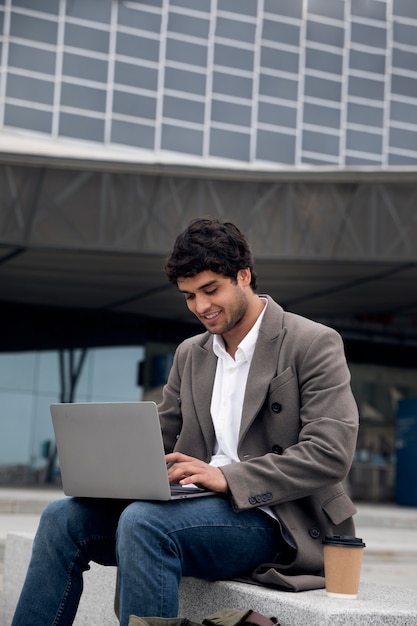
[166,452,229,493]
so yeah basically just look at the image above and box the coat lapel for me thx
[190,335,217,452]
[239,297,286,443]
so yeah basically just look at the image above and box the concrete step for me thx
[354,503,417,529]
[3,533,417,626]
[0,487,64,563]
[1,489,417,595]
[0,487,64,514]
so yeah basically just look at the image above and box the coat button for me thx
[272,444,283,455]
[271,402,282,413]
[248,496,257,505]
[309,527,321,539]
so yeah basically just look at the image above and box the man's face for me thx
[177,269,251,336]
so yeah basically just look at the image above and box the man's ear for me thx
[237,268,251,286]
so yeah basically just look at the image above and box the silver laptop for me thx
[50,401,215,500]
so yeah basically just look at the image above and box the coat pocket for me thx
[269,367,294,393]
[322,491,357,526]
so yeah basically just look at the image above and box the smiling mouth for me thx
[203,311,221,321]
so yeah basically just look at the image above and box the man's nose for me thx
[194,294,210,313]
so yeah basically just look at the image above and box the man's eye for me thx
[205,289,217,295]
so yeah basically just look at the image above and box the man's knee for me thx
[117,501,171,545]
[118,501,153,532]
[39,498,72,528]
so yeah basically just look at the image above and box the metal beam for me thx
[1,164,417,262]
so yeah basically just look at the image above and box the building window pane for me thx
[303,130,340,156]
[65,0,111,23]
[212,71,253,99]
[262,20,300,46]
[349,76,385,101]
[64,23,109,54]
[351,23,387,49]
[114,61,158,91]
[261,47,299,73]
[259,74,298,100]
[161,124,203,155]
[347,103,383,127]
[346,129,383,154]
[352,0,386,21]
[264,0,302,19]
[392,49,417,73]
[113,91,157,119]
[349,50,386,75]
[304,103,341,129]
[393,22,417,47]
[62,52,108,83]
[6,73,54,105]
[111,120,155,149]
[309,0,344,20]
[167,13,210,39]
[391,74,417,99]
[304,75,342,102]
[171,0,211,11]
[116,32,159,62]
[117,6,162,32]
[211,100,252,127]
[256,129,295,163]
[306,21,345,48]
[8,43,56,75]
[59,112,105,142]
[258,102,297,128]
[163,95,205,124]
[393,0,417,21]
[10,12,58,45]
[210,128,250,160]
[305,47,343,75]
[218,0,258,17]
[164,67,206,95]
[4,103,52,133]
[390,127,417,153]
[61,82,107,113]
[215,17,256,44]
[390,100,417,125]
[214,43,254,72]
[166,39,208,67]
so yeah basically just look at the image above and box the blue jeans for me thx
[12,495,286,626]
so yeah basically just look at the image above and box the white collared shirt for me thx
[210,298,267,467]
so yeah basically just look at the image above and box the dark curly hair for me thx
[164,217,258,291]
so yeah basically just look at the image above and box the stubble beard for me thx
[204,291,248,336]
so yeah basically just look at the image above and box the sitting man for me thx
[12,217,359,626]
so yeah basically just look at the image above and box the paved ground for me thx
[1,487,417,594]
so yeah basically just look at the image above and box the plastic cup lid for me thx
[322,535,366,547]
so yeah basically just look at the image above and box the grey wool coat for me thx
[158,295,359,591]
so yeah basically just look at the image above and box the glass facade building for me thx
[0,347,144,481]
[0,0,416,169]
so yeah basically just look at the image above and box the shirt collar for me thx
[213,297,268,362]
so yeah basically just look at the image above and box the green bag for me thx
[128,608,280,626]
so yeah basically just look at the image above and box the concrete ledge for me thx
[2,532,417,626]
[2,533,118,626]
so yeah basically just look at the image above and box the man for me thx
[12,218,359,626]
